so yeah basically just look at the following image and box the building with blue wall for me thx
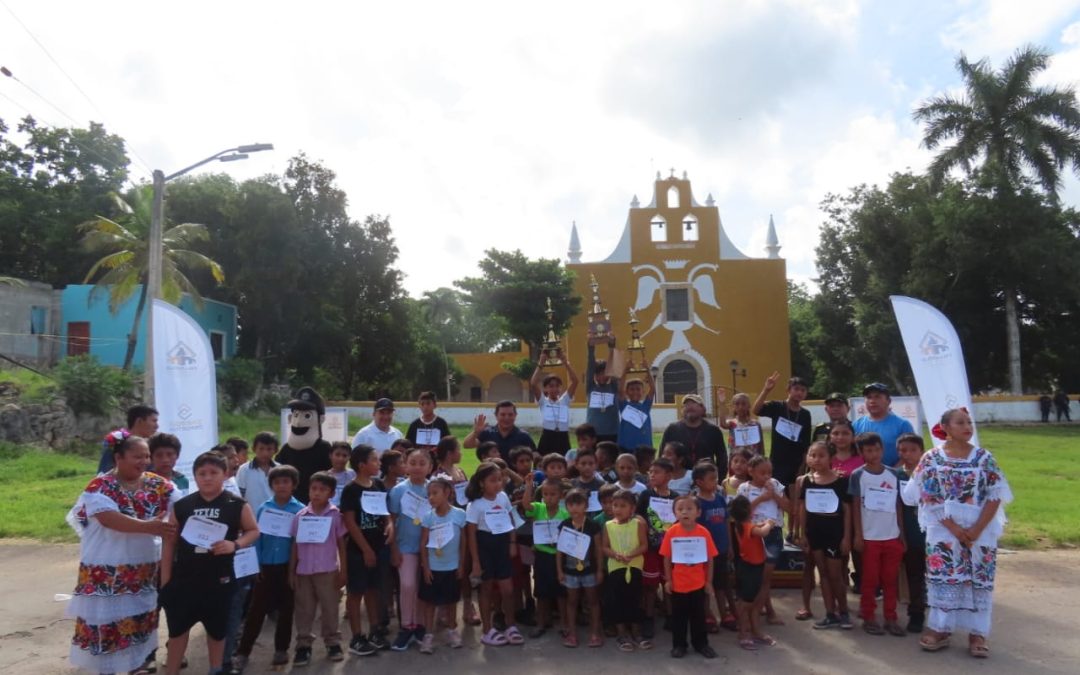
[60,285,237,368]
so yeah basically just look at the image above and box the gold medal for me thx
[576,560,584,572]
[435,548,443,558]
[413,517,421,526]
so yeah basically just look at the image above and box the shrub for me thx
[53,356,136,416]
[217,357,264,411]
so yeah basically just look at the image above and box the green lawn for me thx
[2,421,1076,547]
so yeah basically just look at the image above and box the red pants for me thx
[860,538,904,622]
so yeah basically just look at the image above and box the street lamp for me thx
[729,359,747,393]
[650,365,661,402]
[144,144,274,402]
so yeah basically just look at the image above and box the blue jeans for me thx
[223,578,253,663]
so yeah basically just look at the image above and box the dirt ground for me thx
[1,542,1077,674]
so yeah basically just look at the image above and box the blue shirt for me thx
[696,493,730,553]
[420,506,467,572]
[389,479,429,554]
[617,398,653,449]
[853,413,915,467]
[255,497,305,565]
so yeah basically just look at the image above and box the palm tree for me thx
[80,186,224,370]
[421,287,463,399]
[914,45,1080,393]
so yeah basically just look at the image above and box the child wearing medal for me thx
[419,477,467,653]
[601,489,649,651]
[519,477,570,639]
[797,441,853,630]
[388,447,433,651]
[556,489,604,648]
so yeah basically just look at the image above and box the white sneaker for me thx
[446,628,463,649]
[419,633,435,654]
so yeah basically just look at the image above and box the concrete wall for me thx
[60,285,237,367]
[333,396,1078,431]
[0,280,60,366]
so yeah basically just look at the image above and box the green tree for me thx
[80,187,224,370]
[0,117,129,284]
[914,45,1080,392]
[455,249,580,361]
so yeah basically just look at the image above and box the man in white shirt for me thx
[351,398,404,456]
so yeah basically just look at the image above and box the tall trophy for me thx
[541,297,565,366]
[625,307,649,374]
[587,274,613,345]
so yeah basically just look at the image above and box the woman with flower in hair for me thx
[905,408,1012,659]
[67,432,176,673]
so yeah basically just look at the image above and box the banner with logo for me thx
[152,299,219,476]
[889,295,977,445]
[280,407,350,444]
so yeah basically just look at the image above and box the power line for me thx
[0,0,155,177]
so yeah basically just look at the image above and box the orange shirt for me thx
[736,521,766,565]
[659,523,718,593]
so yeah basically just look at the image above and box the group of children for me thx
[141,402,932,674]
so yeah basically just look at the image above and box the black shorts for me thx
[538,429,571,455]
[346,544,388,594]
[476,530,513,581]
[160,577,236,640]
[532,550,565,600]
[419,570,461,606]
[735,560,764,603]
[711,554,730,591]
[806,516,845,559]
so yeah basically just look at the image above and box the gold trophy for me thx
[587,274,612,343]
[625,307,649,374]
[542,297,565,366]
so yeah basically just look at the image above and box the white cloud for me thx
[941,0,1080,58]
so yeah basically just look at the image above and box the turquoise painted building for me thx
[60,285,237,368]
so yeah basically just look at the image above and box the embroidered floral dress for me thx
[906,446,1012,637]
[66,473,173,673]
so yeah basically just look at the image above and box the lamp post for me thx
[729,359,747,393]
[650,365,661,402]
[144,144,274,402]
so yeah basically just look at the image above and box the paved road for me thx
[1,542,1076,674]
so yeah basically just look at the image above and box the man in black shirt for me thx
[752,372,812,489]
[812,393,850,443]
[463,400,536,462]
[659,394,728,478]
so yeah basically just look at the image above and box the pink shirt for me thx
[291,503,346,576]
[832,453,864,477]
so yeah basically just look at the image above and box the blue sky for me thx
[1,0,1078,294]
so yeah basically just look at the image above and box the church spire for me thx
[568,221,582,263]
[765,214,781,259]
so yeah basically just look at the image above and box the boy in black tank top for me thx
[161,451,258,675]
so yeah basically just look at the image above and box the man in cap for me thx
[659,393,727,477]
[351,398,404,457]
[275,386,333,503]
[813,393,851,442]
[852,383,914,466]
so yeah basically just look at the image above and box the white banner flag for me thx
[889,295,977,446]
[152,299,219,476]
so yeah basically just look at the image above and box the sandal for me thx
[588,635,603,648]
[919,631,950,651]
[464,603,482,626]
[563,632,578,648]
[705,614,720,633]
[132,661,157,675]
[617,635,635,652]
[795,609,813,621]
[481,628,509,646]
[504,625,525,645]
[635,636,653,650]
[753,634,777,646]
[738,637,759,651]
[969,635,990,658]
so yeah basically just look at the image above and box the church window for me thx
[650,215,667,242]
[667,185,680,209]
[683,214,699,242]
[665,287,690,322]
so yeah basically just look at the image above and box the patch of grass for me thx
[0,450,97,541]
[0,366,58,403]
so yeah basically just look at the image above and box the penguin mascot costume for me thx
[274,386,333,503]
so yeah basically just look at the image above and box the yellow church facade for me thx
[451,172,792,412]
